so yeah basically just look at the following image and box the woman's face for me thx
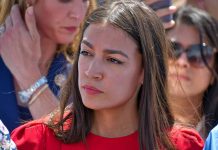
[32,0,89,44]
[167,23,214,99]
[78,23,144,111]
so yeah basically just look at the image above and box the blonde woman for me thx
[0,0,96,132]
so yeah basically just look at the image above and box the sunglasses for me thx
[170,41,216,68]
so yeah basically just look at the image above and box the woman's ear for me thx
[210,75,215,85]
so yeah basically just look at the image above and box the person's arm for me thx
[0,6,59,119]
[28,86,59,119]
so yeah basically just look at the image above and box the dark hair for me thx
[169,6,218,136]
[50,0,174,149]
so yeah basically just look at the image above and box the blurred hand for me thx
[0,5,41,88]
[145,0,177,29]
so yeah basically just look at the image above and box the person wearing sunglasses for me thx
[166,6,218,140]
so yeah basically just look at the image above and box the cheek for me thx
[78,59,86,81]
[44,8,65,23]
[193,69,212,87]
[168,60,177,69]
[106,70,141,98]
[34,8,57,35]
[34,2,64,29]
[168,63,174,72]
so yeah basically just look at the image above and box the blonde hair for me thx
[0,0,97,57]
[0,0,28,24]
[70,0,97,58]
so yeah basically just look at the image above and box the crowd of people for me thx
[0,0,218,149]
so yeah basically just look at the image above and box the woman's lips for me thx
[82,85,103,95]
[64,26,77,33]
[169,74,190,81]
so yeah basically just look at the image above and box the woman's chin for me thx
[56,35,77,45]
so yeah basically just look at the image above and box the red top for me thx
[11,120,204,150]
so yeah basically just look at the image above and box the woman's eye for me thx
[80,50,92,56]
[107,58,123,64]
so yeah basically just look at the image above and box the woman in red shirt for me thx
[11,0,204,149]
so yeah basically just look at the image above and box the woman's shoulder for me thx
[11,119,48,137]
[170,125,204,150]
[11,119,49,149]
[11,117,62,150]
[11,109,73,150]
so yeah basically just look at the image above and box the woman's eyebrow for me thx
[81,40,93,49]
[81,39,129,59]
[103,49,129,59]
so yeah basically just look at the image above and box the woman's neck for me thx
[39,37,58,75]
[91,108,138,138]
[169,94,203,126]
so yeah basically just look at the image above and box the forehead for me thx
[167,23,200,43]
[167,23,213,45]
[82,23,138,51]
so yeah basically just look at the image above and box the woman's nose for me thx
[175,52,190,68]
[85,60,104,80]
